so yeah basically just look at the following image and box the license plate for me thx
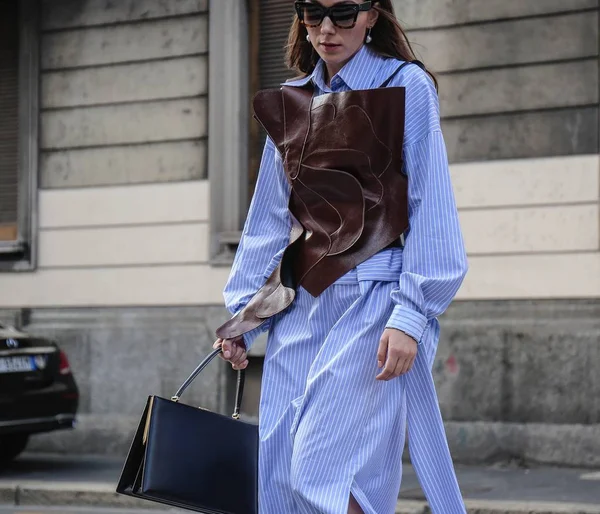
[0,356,36,373]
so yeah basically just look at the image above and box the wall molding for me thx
[208,0,250,264]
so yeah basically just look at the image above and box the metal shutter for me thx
[249,0,295,199]
[0,0,19,241]
[259,0,295,89]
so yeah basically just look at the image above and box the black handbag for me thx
[116,348,258,514]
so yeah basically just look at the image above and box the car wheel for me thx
[0,434,29,464]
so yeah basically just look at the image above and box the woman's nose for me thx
[320,16,336,34]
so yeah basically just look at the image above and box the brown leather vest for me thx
[216,78,410,340]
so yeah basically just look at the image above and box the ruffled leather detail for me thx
[215,216,304,340]
[216,84,409,339]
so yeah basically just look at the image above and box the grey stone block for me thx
[395,0,599,29]
[40,140,207,189]
[445,421,600,468]
[519,423,600,468]
[443,106,599,163]
[27,414,139,457]
[41,98,207,150]
[395,500,427,514]
[26,306,230,418]
[42,56,208,109]
[435,326,505,422]
[87,327,165,415]
[505,327,600,424]
[0,485,16,505]
[41,15,208,70]
[442,300,600,324]
[433,300,600,424]
[439,60,598,118]
[42,0,208,30]
[410,12,598,73]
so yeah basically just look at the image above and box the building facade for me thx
[0,0,598,466]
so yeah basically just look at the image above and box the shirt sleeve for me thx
[385,68,468,342]
[222,137,292,350]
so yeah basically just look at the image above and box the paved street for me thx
[1,453,600,505]
[0,454,599,513]
[0,454,600,504]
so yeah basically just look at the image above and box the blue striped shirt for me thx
[223,44,468,350]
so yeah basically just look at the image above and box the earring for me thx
[365,27,372,44]
[306,34,310,42]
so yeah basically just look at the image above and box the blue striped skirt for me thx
[257,276,465,513]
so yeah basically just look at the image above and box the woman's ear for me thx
[367,7,379,27]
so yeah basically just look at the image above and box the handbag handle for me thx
[171,347,246,420]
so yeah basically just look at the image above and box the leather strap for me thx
[172,348,245,420]
[379,59,425,88]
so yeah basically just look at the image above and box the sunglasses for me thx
[294,1,373,29]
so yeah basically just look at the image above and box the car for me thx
[0,322,79,464]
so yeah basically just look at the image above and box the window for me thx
[248,0,295,197]
[208,0,293,264]
[0,0,39,271]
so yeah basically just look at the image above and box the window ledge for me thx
[210,252,235,267]
[0,241,25,254]
[0,241,34,271]
[209,231,241,266]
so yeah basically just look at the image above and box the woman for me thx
[214,1,468,513]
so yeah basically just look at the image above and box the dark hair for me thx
[285,0,437,88]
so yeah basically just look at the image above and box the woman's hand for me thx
[376,328,417,381]
[213,336,249,370]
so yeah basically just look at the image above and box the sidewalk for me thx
[0,453,599,513]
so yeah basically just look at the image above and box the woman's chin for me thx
[317,46,347,62]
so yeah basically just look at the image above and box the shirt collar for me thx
[282,60,325,89]
[282,45,403,91]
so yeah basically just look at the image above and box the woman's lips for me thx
[320,42,341,52]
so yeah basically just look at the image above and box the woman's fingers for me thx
[375,329,419,380]
[213,338,242,360]
[230,342,246,365]
[399,355,412,376]
[377,353,400,381]
[376,336,390,380]
[376,336,388,369]
[232,359,249,371]
[393,356,408,378]
[406,354,416,374]
[214,337,248,370]
[230,338,248,370]
[376,336,401,381]
[213,339,226,360]
[212,338,248,370]
[220,339,233,359]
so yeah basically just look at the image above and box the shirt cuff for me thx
[385,305,428,343]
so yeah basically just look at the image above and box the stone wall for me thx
[39,0,208,188]
[19,298,600,468]
[0,0,230,308]
[24,306,235,456]
[395,0,599,162]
